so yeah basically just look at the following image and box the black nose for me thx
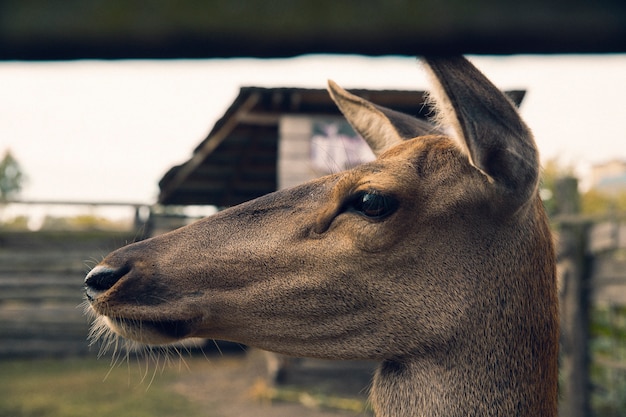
[85,265,129,300]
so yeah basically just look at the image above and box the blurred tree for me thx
[0,150,26,201]
[542,157,626,217]
[0,215,29,230]
[40,214,130,231]
[581,188,626,216]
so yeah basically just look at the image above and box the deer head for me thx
[85,56,558,417]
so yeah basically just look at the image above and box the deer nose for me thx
[84,265,129,300]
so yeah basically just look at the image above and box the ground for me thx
[169,349,373,417]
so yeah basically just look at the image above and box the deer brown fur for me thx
[85,56,558,417]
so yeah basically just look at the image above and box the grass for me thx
[0,352,370,417]
[0,357,206,417]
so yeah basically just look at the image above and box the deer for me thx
[84,56,559,417]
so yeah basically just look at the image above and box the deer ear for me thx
[422,56,540,209]
[328,80,438,156]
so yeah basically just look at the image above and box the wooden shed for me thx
[158,86,525,206]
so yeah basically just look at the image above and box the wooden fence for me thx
[2,195,626,416]
[0,230,140,357]
[558,215,626,417]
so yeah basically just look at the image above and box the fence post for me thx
[555,177,592,417]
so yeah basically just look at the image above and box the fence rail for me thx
[588,221,626,254]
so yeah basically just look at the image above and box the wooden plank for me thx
[0,323,89,339]
[591,283,626,305]
[0,304,88,322]
[592,256,626,284]
[588,221,618,254]
[588,221,626,254]
[590,254,626,305]
[0,303,92,357]
[0,253,99,274]
[0,339,91,357]
[0,271,86,302]
[0,289,83,303]
[0,274,84,285]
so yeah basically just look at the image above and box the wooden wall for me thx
[278,116,319,190]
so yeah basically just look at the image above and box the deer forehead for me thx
[311,136,481,230]
[335,136,472,195]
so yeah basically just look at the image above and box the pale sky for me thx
[1,54,625,207]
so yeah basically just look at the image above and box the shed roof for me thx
[158,87,525,207]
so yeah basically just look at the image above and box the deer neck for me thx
[371,345,555,417]
[372,355,467,417]
[371,272,558,417]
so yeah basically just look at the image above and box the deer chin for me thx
[101,315,195,345]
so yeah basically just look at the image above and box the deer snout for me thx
[84,265,129,301]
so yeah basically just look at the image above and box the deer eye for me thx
[348,191,398,220]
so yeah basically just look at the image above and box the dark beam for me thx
[1,0,624,60]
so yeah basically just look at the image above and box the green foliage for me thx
[541,157,626,217]
[590,306,626,417]
[0,215,29,230]
[581,189,626,217]
[39,215,131,231]
[0,150,25,201]
[0,358,206,417]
